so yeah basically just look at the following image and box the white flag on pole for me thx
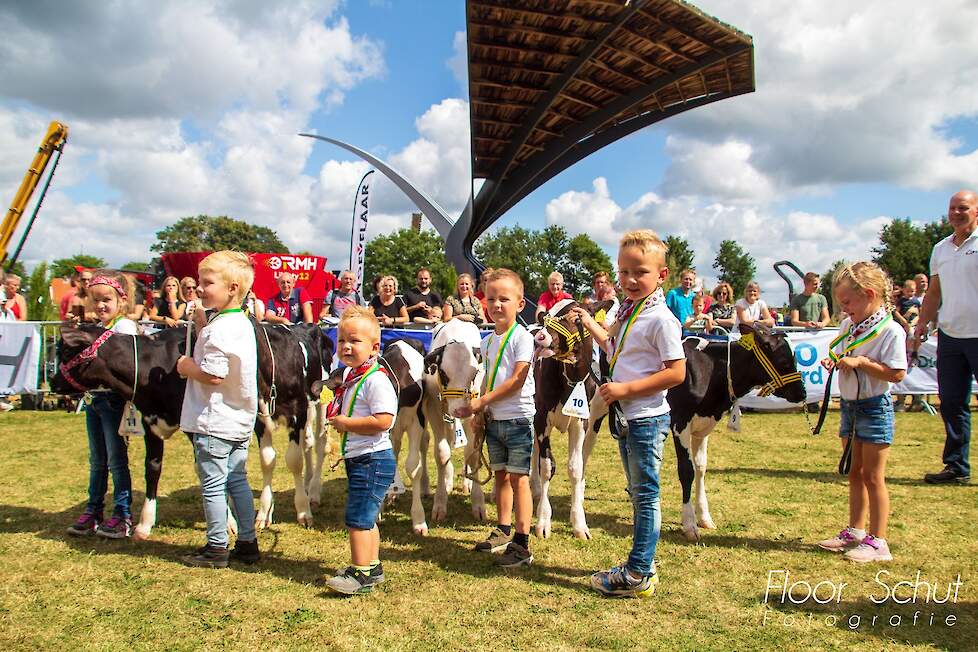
[349,169,375,292]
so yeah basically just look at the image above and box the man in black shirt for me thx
[403,268,442,323]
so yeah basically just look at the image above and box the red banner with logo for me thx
[161,252,337,317]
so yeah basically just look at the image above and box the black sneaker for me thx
[326,566,374,595]
[474,526,511,553]
[924,467,971,485]
[366,563,385,587]
[230,539,260,565]
[496,542,533,568]
[183,544,230,568]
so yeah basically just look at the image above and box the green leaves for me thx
[150,215,288,254]
[474,224,612,299]
[871,217,951,284]
[713,239,756,298]
[363,228,456,298]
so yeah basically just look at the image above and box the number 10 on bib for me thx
[561,381,590,419]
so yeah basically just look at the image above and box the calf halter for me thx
[737,332,801,397]
[59,330,115,392]
[542,314,582,363]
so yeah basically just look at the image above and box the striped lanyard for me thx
[828,308,891,363]
[340,362,381,455]
[104,314,124,330]
[608,290,660,375]
[484,322,517,392]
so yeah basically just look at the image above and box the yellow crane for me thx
[1,121,69,266]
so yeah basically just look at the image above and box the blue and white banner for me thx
[739,329,975,409]
[349,169,374,292]
[0,322,41,394]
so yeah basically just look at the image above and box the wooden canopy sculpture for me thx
[303,0,754,273]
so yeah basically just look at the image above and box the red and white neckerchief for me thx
[848,306,889,340]
[326,357,387,419]
[614,288,665,325]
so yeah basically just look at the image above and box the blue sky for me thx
[1,0,977,296]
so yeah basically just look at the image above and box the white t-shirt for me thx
[111,317,139,335]
[180,312,258,441]
[605,302,685,420]
[481,323,535,420]
[732,298,768,328]
[930,231,978,338]
[339,367,398,458]
[832,316,908,400]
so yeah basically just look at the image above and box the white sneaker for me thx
[817,526,864,552]
[844,535,893,563]
[0,401,13,412]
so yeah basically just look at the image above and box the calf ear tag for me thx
[119,402,145,438]
[727,403,741,432]
[453,418,468,449]
[562,381,590,419]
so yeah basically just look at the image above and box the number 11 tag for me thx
[561,381,590,419]
[453,418,468,449]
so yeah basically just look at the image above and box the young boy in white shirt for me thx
[177,251,260,568]
[455,268,536,568]
[325,306,398,594]
[571,230,686,598]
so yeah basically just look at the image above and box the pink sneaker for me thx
[66,511,101,537]
[816,527,863,552]
[844,535,892,563]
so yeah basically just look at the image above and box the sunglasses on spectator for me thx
[182,284,197,290]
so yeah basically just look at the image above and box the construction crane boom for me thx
[1,121,69,265]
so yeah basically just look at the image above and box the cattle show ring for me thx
[1,2,975,651]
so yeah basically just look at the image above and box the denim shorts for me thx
[486,417,533,475]
[344,448,396,530]
[839,393,894,445]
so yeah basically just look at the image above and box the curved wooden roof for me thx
[466,0,754,245]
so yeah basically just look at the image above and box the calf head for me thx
[534,299,613,364]
[51,324,123,395]
[737,323,807,403]
[425,341,483,419]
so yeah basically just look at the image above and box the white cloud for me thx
[447,30,468,89]
[660,0,978,197]
[543,178,892,298]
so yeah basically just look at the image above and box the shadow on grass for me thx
[760,594,976,649]
[709,466,936,486]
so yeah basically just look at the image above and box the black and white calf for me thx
[51,321,333,539]
[253,323,334,529]
[529,299,613,540]
[588,323,807,541]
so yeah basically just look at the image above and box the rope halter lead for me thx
[430,343,478,423]
[736,332,801,397]
[542,314,582,363]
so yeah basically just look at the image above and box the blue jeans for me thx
[344,448,396,529]
[192,434,256,547]
[84,393,131,518]
[485,417,533,474]
[840,394,895,445]
[938,331,978,476]
[618,414,670,577]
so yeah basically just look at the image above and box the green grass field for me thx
[0,408,975,651]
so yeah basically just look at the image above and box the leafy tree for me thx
[363,228,455,298]
[475,225,612,300]
[713,239,756,297]
[151,215,288,254]
[663,235,695,291]
[50,254,106,279]
[26,262,56,321]
[3,260,27,285]
[871,217,951,284]
[121,261,150,272]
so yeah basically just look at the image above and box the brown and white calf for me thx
[529,299,613,539]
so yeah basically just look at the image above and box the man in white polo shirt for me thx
[915,190,978,484]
